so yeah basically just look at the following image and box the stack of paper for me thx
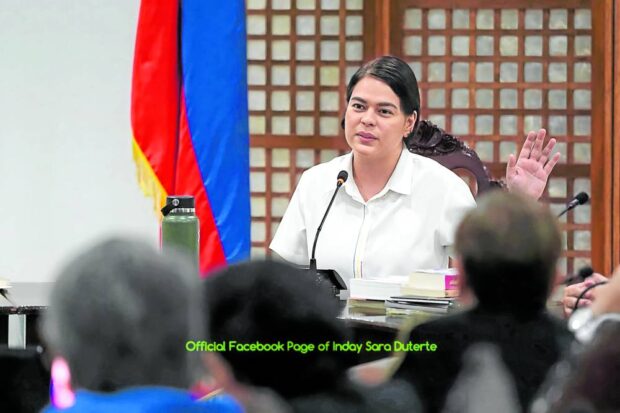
[349,276,409,300]
[386,295,456,315]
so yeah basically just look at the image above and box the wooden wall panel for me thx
[246,0,617,269]
[614,0,620,270]
[246,0,375,257]
[392,1,595,275]
[591,0,614,275]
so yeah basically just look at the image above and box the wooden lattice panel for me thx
[394,2,593,275]
[246,0,368,257]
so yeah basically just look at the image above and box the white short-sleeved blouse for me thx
[270,146,476,286]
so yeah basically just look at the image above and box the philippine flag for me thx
[131,0,250,274]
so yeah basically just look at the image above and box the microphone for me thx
[309,170,348,273]
[557,192,589,218]
[562,265,594,286]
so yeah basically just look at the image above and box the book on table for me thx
[349,275,409,301]
[385,307,443,321]
[385,305,448,319]
[402,268,458,298]
[388,295,456,306]
[349,270,459,300]
[402,287,458,298]
[348,270,459,316]
[386,295,456,314]
[348,276,408,315]
[347,298,387,315]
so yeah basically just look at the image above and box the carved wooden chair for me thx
[407,119,503,197]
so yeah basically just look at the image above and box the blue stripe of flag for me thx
[180,0,250,263]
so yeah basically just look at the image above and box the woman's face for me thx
[344,76,416,162]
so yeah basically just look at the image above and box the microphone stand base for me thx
[303,267,347,300]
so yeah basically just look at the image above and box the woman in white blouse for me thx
[270,56,560,285]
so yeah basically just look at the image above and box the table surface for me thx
[0,283,446,338]
[0,283,409,332]
[0,282,410,331]
[0,282,53,314]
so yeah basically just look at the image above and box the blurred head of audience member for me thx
[455,190,562,315]
[394,191,570,413]
[41,237,239,410]
[203,260,356,399]
[203,260,420,413]
[42,238,202,392]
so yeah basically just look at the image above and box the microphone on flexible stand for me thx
[307,171,348,298]
[557,192,589,218]
[309,170,348,273]
[562,266,594,286]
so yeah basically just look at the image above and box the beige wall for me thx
[0,0,159,282]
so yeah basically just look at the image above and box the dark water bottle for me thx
[161,195,199,269]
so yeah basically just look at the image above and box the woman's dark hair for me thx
[342,55,421,138]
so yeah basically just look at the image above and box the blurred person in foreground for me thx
[394,191,573,413]
[40,238,241,413]
[203,260,421,413]
[531,265,620,412]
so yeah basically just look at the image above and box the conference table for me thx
[0,283,52,348]
[340,305,445,363]
[0,282,412,359]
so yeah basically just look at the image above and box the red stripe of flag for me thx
[131,0,179,193]
[176,92,226,272]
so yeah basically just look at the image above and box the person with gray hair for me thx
[40,237,241,413]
